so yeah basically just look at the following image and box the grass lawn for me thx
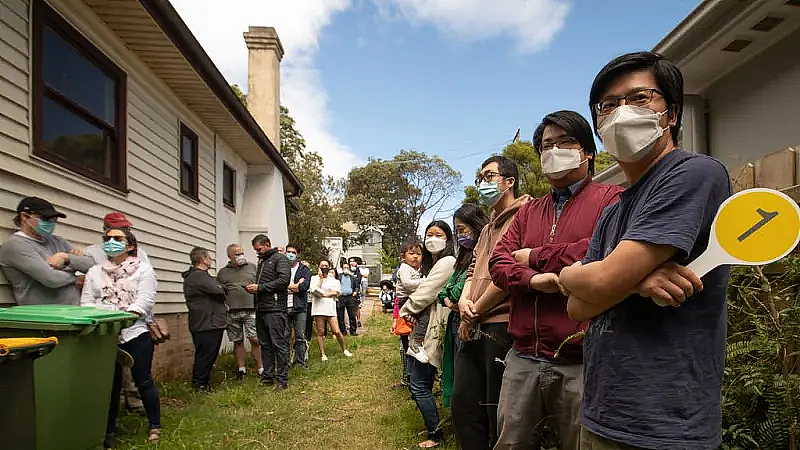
[107,308,458,450]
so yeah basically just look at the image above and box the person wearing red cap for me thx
[0,196,95,305]
[86,212,150,266]
[84,211,151,415]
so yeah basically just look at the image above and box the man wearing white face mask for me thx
[217,243,262,380]
[490,111,623,450]
[559,52,731,450]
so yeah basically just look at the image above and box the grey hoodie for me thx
[0,232,95,305]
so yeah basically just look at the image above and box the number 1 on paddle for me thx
[737,208,778,242]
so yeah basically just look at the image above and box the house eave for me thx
[137,0,303,196]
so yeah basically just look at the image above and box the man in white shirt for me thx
[286,244,311,367]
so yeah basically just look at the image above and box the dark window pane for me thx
[223,165,234,206]
[181,135,194,165]
[181,165,192,194]
[42,26,115,125]
[42,96,111,177]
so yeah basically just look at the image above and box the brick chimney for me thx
[243,26,284,149]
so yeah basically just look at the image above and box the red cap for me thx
[103,212,132,228]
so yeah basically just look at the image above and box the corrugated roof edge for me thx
[137,0,304,197]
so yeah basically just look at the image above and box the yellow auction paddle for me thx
[687,188,800,278]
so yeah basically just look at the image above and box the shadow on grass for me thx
[101,311,461,450]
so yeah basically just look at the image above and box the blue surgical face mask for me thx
[286,253,297,262]
[477,181,507,206]
[34,218,55,236]
[103,239,127,257]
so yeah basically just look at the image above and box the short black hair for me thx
[480,155,520,197]
[286,242,299,253]
[533,110,598,175]
[190,247,209,266]
[251,234,270,247]
[589,51,683,146]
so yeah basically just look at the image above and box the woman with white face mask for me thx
[399,220,456,448]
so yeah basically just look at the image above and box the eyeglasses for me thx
[474,171,507,186]
[540,137,580,153]
[593,88,664,116]
[103,235,127,242]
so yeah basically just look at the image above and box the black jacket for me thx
[289,263,312,313]
[182,267,228,333]
[254,248,291,312]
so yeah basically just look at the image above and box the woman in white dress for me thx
[310,259,352,361]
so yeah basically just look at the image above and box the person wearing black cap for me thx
[0,196,95,305]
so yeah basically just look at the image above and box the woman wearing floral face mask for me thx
[399,220,456,448]
[81,228,161,447]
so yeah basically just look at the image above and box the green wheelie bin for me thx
[0,337,59,450]
[0,305,136,450]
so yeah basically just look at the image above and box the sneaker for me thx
[357,321,363,328]
[235,369,246,381]
[260,377,275,386]
[321,354,328,362]
[407,346,429,364]
[350,331,359,336]
[257,367,264,377]
[344,349,353,357]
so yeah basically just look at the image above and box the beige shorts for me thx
[227,309,257,342]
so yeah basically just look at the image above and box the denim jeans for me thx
[107,333,161,434]
[409,359,442,442]
[288,309,308,367]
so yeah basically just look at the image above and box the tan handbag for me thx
[148,318,170,344]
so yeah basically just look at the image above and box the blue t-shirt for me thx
[581,150,731,449]
[340,274,353,296]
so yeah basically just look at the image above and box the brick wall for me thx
[151,312,194,381]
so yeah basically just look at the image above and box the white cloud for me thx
[168,0,570,178]
[169,0,361,176]
[373,0,571,53]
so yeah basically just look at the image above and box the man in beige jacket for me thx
[453,156,530,449]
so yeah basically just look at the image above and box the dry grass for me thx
[105,308,458,450]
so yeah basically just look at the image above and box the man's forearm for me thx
[566,295,610,321]
[473,283,506,315]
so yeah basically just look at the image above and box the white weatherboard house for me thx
[595,0,800,191]
[0,0,301,377]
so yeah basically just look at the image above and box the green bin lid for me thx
[0,305,137,326]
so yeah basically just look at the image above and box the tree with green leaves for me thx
[343,150,461,258]
[279,106,347,264]
[594,151,616,174]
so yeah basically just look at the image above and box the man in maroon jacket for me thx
[489,110,623,450]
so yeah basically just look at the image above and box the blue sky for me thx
[173,0,700,222]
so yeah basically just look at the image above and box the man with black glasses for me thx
[559,51,731,449]
[490,111,622,450]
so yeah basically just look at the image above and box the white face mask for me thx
[597,105,670,163]
[425,236,447,254]
[541,147,587,179]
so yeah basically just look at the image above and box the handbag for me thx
[392,316,413,336]
[148,318,170,344]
